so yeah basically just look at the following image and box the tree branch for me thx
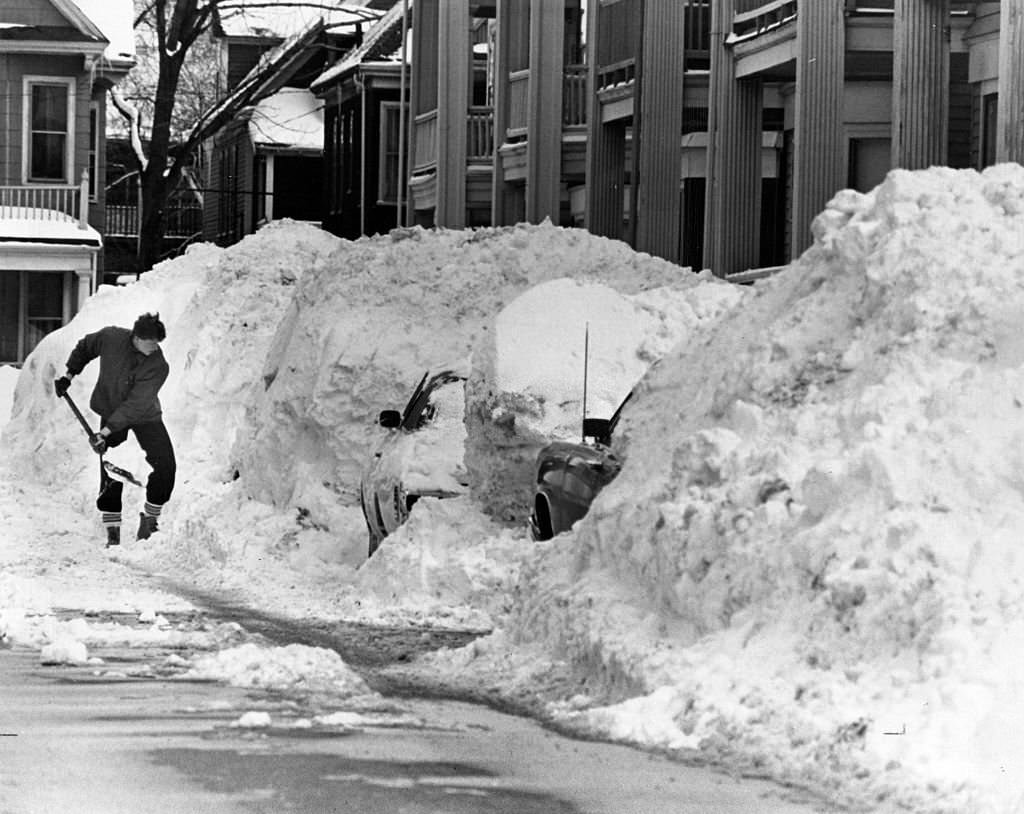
[109,88,149,173]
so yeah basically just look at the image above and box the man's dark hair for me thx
[132,312,166,342]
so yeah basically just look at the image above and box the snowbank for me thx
[494,164,1024,813]
[2,220,340,530]
[0,365,17,430]
[4,165,1023,814]
[236,221,707,521]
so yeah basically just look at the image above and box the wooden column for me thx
[492,1,513,224]
[703,0,762,276]
[998,0,1024,162]
[634,0,685,263]
[526,0,565,223]
[407,0,436,224]
[584,0,626,239]
[892,0,950,169]
[791,0,845,257]
[437,0,469,227]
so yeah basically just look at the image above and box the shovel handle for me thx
[61,392,96,438]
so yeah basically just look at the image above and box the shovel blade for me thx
[103,460,143,487]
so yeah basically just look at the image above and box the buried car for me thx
[529,392,632,541]
[360,369,469,557]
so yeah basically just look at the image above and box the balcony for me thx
[0,176,90,232]
[594,0,710,93]
[467,106,494,161]
[103,202,202,240]
[507,66,589,137]
[731,0,799,44]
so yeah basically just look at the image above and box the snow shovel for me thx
[60,392,143,487]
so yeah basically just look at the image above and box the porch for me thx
[0,177,100,365]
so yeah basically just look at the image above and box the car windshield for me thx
[400,370,465,431]
[400,372,430,428]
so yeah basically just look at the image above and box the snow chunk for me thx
[186,642,376,698]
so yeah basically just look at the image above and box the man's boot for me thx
[105,525,121,548]
[137,513,159,540]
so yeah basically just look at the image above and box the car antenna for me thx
[581,322,589,443]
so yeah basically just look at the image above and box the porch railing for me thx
[0,171,89,229]
[105,203,203,239]
[732,0,798,41]
[508,69,530,136]
[563,65,588,126]
[596,58,637,93]
[467,106,494,160]
[413,109,439,173]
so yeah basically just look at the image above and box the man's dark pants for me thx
[96,421,176,513]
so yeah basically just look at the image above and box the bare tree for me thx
[110,0,379,270]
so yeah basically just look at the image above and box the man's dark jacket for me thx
[66,326,168,432]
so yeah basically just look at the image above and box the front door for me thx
[0,271,68,364]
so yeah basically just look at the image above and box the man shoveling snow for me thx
[54,313,176,547]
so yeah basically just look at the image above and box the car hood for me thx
[538,439,618,467]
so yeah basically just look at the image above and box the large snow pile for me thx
[236,222,705,517]
[4,164,1023,814]
[468,164,1024,813]
[2,220,716,616]
[0,366,17,427]
[3,221,340,499]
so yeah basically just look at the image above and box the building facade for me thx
[0,0,133,365]
[321,0,1023,278]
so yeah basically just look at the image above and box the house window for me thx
[378,102,404,205]
[24,78,75,183]
[88,104,99,199]
[982,93,998,168]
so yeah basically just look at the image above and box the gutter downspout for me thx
[397,0,409,227]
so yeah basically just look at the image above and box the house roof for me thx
[194,18,330,144]
[0,0,134,68]
[311,0,409,90]
[214,0,382,40]
[248,88,323,151]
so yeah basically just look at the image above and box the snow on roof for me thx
[0,209,101,246]
[217,0,382,39]
[70,0,135,63]
[248,88,323,150]
[193,19,328,142]
[312,1,408,89]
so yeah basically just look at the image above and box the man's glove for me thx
[54,376,72,398]
[89,433,107,455]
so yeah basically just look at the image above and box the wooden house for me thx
[200,1,391,246]
[0,0,133,364]
[314,0,1024,280]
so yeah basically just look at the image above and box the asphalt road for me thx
[0,606,838,814]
